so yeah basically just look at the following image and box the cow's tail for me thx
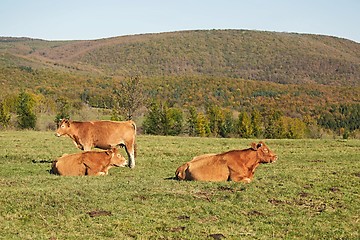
[131,120,137,157]
[130,120,137,133]
[175,163,189,180]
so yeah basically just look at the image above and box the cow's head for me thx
[55,119,71,137]
[108,148,127,167]
[251,141,277,163]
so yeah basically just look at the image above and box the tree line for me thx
[1,83,359,139]
[142,102,360,139]
[142,101,316,139]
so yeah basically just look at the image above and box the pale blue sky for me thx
[0,0,359,42]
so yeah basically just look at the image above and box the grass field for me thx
[0,131,359,239]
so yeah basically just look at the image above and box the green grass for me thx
[0,131,359,239]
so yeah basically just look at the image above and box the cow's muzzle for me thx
[271,156,278,163]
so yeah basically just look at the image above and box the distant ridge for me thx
[1,29,359,86]
[0,29,359,116]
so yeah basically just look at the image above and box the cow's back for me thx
[182,154,230,181]
[88,120,135,148]
[52,153,86,176]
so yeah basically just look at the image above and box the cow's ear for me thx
[251,142,258,150]
[63,119,70,126]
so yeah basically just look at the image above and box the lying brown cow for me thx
[175,141,277,183]
[51,148,127,176]
[55,119,136,168]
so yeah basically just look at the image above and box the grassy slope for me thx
[0,131,359,239]
[2,30,360,85]
[1,31,360,115]
[73,30,360,85]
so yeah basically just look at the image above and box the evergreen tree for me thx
[220,109,234,138]
[264,110,285,138]
[165,107,183,136]
[187,106,198,136]
[143,101,163,135]
[16,91,37,129]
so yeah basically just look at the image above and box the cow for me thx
[50,148,127,176]
[175,141,277,183]
[55,119,136,168]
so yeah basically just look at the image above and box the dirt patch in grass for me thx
[193,191,212,202]
[247,210,265,216]
[87,210,112,217]
[209,233,226,239]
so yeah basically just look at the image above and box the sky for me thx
[0,0,359,43]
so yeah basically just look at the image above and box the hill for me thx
[0,30,360,136]
[1,30,360,86]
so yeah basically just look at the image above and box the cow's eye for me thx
[61,125,65,128]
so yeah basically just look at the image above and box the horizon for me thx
[1,0,359,43]
[0,28,358,44]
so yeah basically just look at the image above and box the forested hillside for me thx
[0,30,359,138]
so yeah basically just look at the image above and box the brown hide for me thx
[51,148,127,176]
[175,142,277,183]
[55,119,136,168]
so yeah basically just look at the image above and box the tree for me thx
[187,106,198,136]
[54,97,71,124]
[264,110,285,139]
[196,112,210,137]
[0,100,11,128]
[143,101,163,135]
[114,76,145,120]
[219,109,234,138]
[16,91,37,129]
[207,105,224,137]
[143,101,183,136]
[164,107,183,136]
[236,111,253,138]
[282,117,307,139]
[251,109,263,138]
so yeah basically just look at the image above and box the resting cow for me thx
[55,119,136,168]
[51,148,127,176]
[175,141,277,183]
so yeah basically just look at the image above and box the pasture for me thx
[0,131,359,239]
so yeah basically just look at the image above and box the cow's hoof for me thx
[242,178,251,183]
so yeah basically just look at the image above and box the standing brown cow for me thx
[175,141,277,183]
[55,119,136,168]
[51,148,127,176]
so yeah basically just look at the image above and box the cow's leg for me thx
[230,174,252,183]
[124,140,135,168]
[229,167,251,183]
[83,145,92,151]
